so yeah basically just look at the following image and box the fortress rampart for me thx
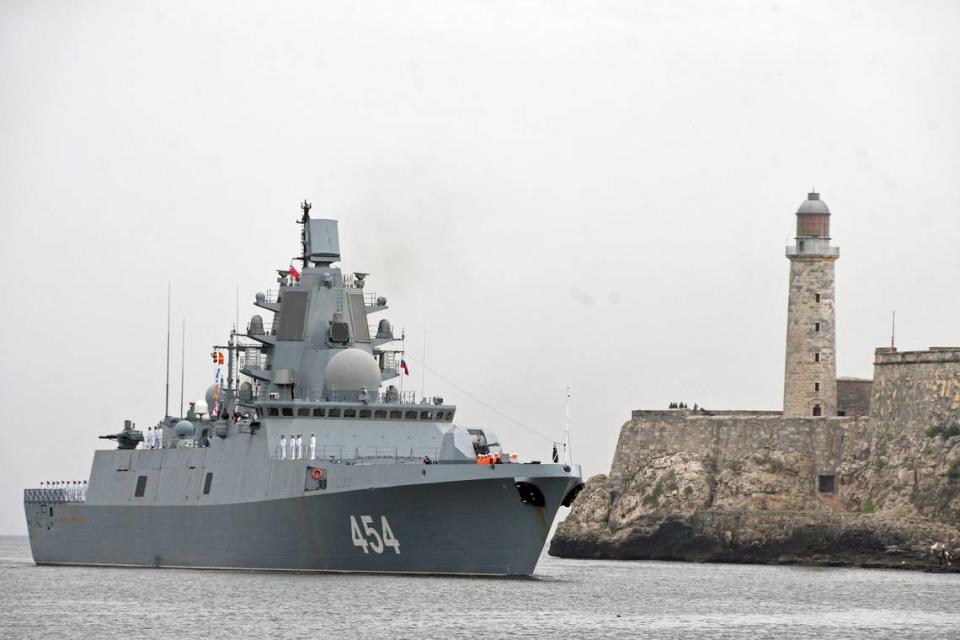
[551,192,960,570]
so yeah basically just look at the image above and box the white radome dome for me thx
[324,348,381,393]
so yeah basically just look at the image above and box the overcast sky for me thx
[1,0,958,534]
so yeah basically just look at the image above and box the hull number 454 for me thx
[350,515,400,554]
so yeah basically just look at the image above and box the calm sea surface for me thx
[1,535,958,639]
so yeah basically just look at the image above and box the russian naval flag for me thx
[400,359,410,375]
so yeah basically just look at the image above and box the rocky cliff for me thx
[551,349,960,570]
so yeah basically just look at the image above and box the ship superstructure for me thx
[23,201,583,576]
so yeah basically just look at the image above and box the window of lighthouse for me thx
[815,352,821,363]
[815,382,820,392]
[813,405,823,417]
[815,293,821,303]
[815,322,821,333]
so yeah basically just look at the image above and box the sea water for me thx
[1,536,958,639]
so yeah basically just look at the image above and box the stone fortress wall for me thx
[837,377,872,417]
[552,348,960,567]
[551,192,960,569]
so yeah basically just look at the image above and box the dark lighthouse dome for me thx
[795,191,830,237]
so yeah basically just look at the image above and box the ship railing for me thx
[381,390,417,404]
[272,445,439,464]
[239,352,270,371]
[262,289,280,304]
[24,488,87,504]
[364,292,385,307]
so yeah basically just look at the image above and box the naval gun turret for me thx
[98,420,144,450]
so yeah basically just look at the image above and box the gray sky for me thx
[1,0,959,534]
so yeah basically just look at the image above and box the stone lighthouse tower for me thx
[783,191,839,417]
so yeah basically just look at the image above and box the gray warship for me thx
[23,201,583,576]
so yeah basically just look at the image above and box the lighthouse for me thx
[783,191,839,417]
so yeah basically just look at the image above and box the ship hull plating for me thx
[25,473,578,576]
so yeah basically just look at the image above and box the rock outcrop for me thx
[551,348,960,570]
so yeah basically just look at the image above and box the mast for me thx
[421,329,427,401]
[180,318,186,419]
[165,283,171,418]
[563,386,572,464]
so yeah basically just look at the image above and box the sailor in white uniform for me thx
[280,434,287,460]
[296,434,303,460]
[309,433,316,460]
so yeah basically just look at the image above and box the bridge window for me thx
[344,408,357,418]
[328,408,341,418]
[134,475,148,498]
[297,407,310,417]
[404,410,418,420]
[374,409,387,419]
[313,408,326,417]
[203,472,213,495]
[281,407,294,417]
[389,410,402,419]
[268,407,279,416]
[435,411,445,420]
[420,411,433,420]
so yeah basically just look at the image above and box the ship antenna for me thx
[421,328,427,401]
[399,326,406,401]
[180,318,186,419]
[299,199,312,270]
[165,283,171,419]
[563,385,573,464]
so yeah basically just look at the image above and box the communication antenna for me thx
[180,318,186,419]
[399,325,406,399]
[235,283,240,393]
[891,309,896,349]
[165,283,171,418]
[421,328,427,400]
[563,386,573,464]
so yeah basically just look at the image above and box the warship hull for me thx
[25,469,580,576]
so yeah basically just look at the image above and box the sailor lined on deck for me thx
[280,434,287,460]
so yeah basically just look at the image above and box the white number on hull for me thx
[350,515,369,553]
[350,515,401,555]
[381,516,400,554]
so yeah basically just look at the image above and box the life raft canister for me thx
[311,467,325,481]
